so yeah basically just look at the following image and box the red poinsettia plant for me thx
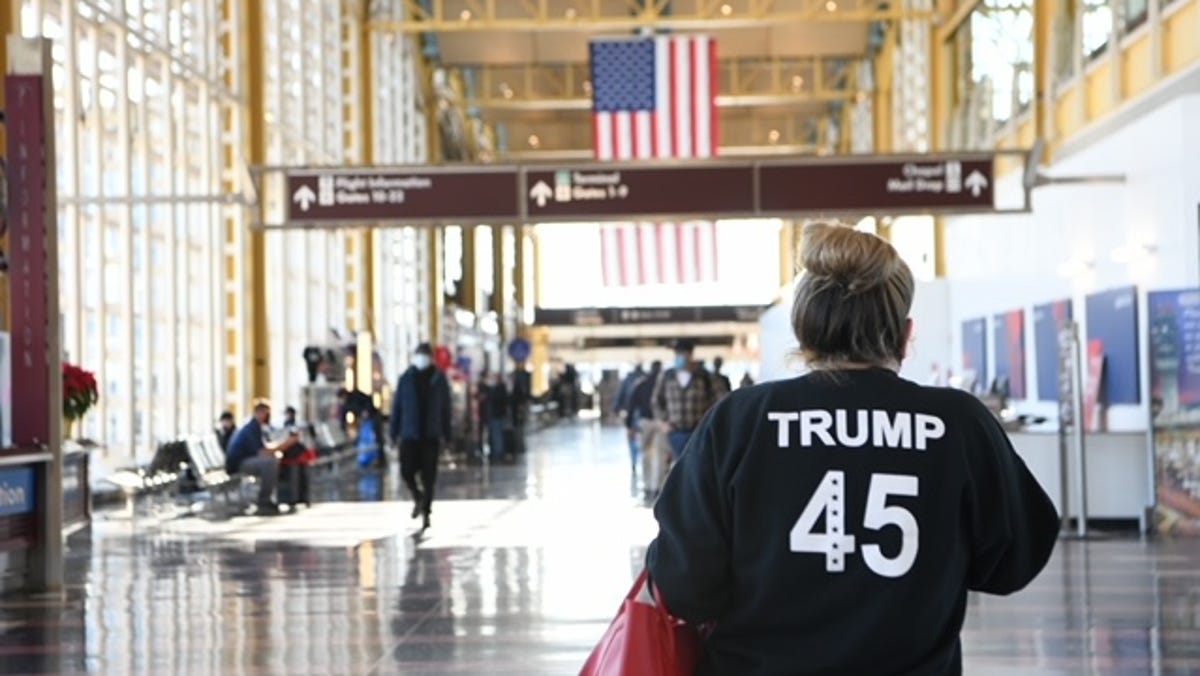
[63,363,99,422]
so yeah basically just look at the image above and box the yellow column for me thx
[358,4,376,334]
[929,0,959,276]
[345,235,360,331]
[242,0,270,399]
[532,228,543,310]
[514,226,528,322]
[492,226,506,316]
[529,326,551,396]
[873,27,895,153]
[460,225,478,315]
[426,227,444,344]
[779,221,796,287]
[1033,0,1054,148]
[930,0,957,152]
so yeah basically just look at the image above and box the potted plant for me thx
[63,363,99,438]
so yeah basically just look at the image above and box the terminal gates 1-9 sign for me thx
[282,154,1000,225]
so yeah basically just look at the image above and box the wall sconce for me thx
[1056,257,1095,278]
[1110,243,1157,264]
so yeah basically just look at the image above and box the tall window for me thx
[1081,0,1114,59]
[970,0,1035,124]
[259,0,361,411]
[21,0,228,459]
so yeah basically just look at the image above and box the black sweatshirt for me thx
[646,368,1059,676]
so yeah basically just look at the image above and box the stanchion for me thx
[1058,321,1097,540]
[1068,321,1090,538]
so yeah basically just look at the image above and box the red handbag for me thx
[580,570,703,676]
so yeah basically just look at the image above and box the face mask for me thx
[413,354,432,369]
[674,355,688,370]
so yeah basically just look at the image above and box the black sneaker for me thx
[422,513,431,530]
[257,503,282,516]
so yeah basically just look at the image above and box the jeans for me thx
[640,419,666,491]
[239,454,279,506]
[667,430,694,461]
[626,412,641,471]
[487,418,507,460]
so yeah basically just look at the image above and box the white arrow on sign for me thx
[965,170,989,197]
[293,184,317,211]
[529,180,553,208]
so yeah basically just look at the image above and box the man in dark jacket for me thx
[509,363,532,455]
[629,361,664,495]
[390,343,451,530]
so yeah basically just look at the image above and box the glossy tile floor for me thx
[1,421,1199,675]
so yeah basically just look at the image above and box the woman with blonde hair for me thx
[645,222,1058,675]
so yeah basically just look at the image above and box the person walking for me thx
[627,361,663,491]
[509,361,532,455]
[645,223,1058,674]
[652,339,728,461]
[479,370,510,462]
[390,343,452,531]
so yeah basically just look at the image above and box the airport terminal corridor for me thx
[0,423,1196,675]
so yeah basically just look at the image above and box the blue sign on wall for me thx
[992,309,1027,399]
[508,338,532,363]
[0,467,35,517]
[1148,289,1200,414]
[1086,285,1141,405]
[1034,299,1073,402]
[962,317,989,392]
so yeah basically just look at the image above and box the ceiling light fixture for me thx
[768,129,781,144]
[791,75,804,91]
[565,7,578,19]
[459,9,471,20]
[720,3,733,15]
[826,1,838,11]
[528,134,541,148]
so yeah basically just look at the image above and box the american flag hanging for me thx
[589,35,719,288]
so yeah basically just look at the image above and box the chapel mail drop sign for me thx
[759,158,995,213]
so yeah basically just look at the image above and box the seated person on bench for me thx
[225,399,300,516]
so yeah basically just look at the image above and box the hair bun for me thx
[800,222,897,294]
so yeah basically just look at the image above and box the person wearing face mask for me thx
[390,343,452,530]
[652,339,729,462]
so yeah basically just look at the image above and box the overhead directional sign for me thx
[523,166,755,220]
[534,305,767,326]
[285,168,520,223]
[759,156,994,214]
[275,152,1016,227]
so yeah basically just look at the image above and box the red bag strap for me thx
[625,569,650,601]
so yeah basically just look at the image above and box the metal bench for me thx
[182,435,248,514]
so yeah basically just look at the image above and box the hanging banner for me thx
[961,318,988,393]
[5,74,56,448]
[1084,339,1106,432]
[1148,289,1200,535]
[1085,285,1140,405]
[1034,299,1073,402]
[992,309,1027,399]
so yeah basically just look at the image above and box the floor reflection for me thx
[0,421,1197,674]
